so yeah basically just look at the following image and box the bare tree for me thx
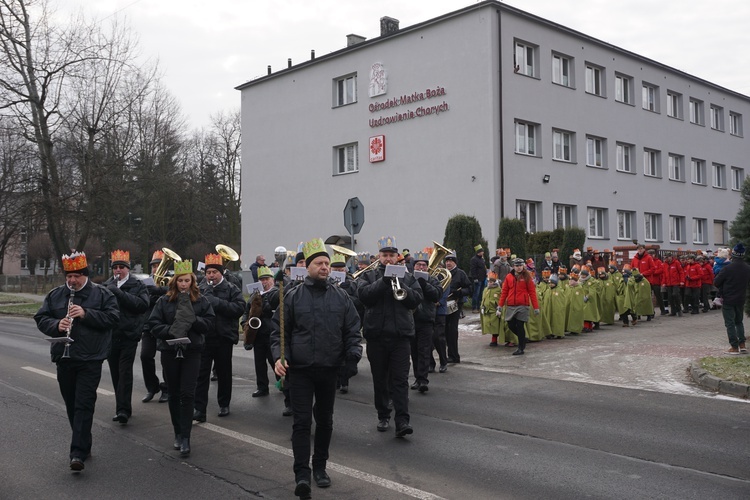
[26,231,53,275]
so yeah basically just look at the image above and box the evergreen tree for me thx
[728,177,750,315]
[443,215,487,273]
[497,218,527,258]
[561,227,586,267]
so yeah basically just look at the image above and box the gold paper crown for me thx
[173,260,193,275]
[331,254,347,266]
[204,253,223,266]
[111,249,130,263]
[151,249,165,261]
[257,265,274,279]
[303,238,327,260]
[62,251,88,272]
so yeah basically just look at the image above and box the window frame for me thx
[552,129,574,162]
[615,73,632,104]
[668,154,684,182]
[334,143,359,176]
[691,158,706,185]
[731,167,744,191]
[617,210,635,240]
[514,120,539,156]
[712,162,726,189]
[514,40,538,78]
[644,213,660,242]
[710,104,724,131]
[586,136,605,168]
[616,142,634,173]
[642,82,659,112]
[585,63,605,97]
[693,218,707,245]
[643,148,661,178]
[666,91,682,119]
[551,52,573,88]
[334,74,357,107]
[587,207,607,239]
[669,215,685,244]
[729,111,743,136]
[689,98,704,125]
[553,203,576,229]
[516,200,541,233]
[714,220,728,246]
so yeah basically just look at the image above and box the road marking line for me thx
[22,366,115,396]
[201,422,447,500]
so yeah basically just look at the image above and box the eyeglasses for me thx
[113,265,128,270]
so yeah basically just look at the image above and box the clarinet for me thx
[62,287,75,358]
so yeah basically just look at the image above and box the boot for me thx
[173,434,182,450]
[180,437,191,457]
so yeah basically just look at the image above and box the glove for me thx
[496,307,503,318]
[417,277,427,287]
[274,270,284,282]
[244,344,254,351]
[534,309,540,316]
[634,274,644,282]
[583,296,589,303]
[381,275,393,284]
[107,282,118,292]
[481,307,486,315]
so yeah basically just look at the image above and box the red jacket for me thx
[683,262,703,288]
[662,259,685,287]
[498,271,539,309]
[649,258,664,286]
[700,263,714,286]
[631,252,655,282]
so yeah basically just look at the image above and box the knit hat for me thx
[732,242,746,258]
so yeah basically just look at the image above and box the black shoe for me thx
[669,312,677,316]
[294,479,312,498]
[142,391,156,403]
[180,437,190,458]
[439,364,448,373]
[70,457,84,471]
[114,412,128,424]
[252,389,269,398]
[512,349,524,355]
[218,406,230,417]
[377,418,390,432]
[395,424,413,438]
[410,382,419,390]
[282,406,293,417]
[313,469,331,488]
[173,434,182,450]
[339,385,348,394]
[158,391,169,403]
[418,384,429,393]
[428,366,435,373]
[192,410,206,423]
[210,374,218,381]
[446,357,456,363]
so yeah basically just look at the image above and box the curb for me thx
[689,361,750,399]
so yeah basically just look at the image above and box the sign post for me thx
[343,197,365,252]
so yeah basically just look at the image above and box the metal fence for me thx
[0,275,60,294]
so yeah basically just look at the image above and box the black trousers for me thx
[685,287,701,313]
[367,337,411,427]
[253,332,276,391]
[194,341,233,412]
[431,315,448,369]
[161,349,201,439]
[57,359,103,461]
[666,285,682,314]
[289,366,338,482]
[411,322,433,386]
[445,310,461,362]
[651,283,665,313]
[107,339,138,417]
[141,332,168,394]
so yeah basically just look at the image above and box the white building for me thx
[236,1,747,264]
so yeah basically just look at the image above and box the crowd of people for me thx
[32,237,749,498]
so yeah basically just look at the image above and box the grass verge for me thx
[0,303,41,317]
[0,293,32,304]
[700,356,750,386]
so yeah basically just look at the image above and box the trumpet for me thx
[391,275,407,301]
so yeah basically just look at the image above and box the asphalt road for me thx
[1,315,748,499]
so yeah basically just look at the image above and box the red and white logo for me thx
[369,135,385,163]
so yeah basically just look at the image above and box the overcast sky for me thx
[57,0,750,129]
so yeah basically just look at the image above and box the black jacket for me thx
[142,281,168,337]
[147,294,215,351]
[200,278,246,344]
[104,274,149,342]
[357,264,424,340]
[413,275,443,324]
[469,255,487,281]
[448,266,472,304]
[35,280,119,362]
[271,277,362,368]
[714,258,750,306]
[241,287,280,337]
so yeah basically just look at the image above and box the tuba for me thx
[427,241,453,291]
[216,244,239,262]
[153,248,182,287]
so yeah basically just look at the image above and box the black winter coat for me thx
[200,279,245,344]
[448,266,472,304]
[357,264,424,340]
[413,275,443,324]
[241,287,280,337]
[270,277,362,369]
[103,274,149,342]
[714,258,750,306]
[469,255,487,281]
[147,294,215,351]
[35,280,119,362]
[142,282,168,337]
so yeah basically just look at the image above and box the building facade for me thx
[236,1,747,264]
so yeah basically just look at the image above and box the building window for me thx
[693,218,707,244]
[334,143,358,175]
[668,154,684,182]
[552,129,574,162]
[669,215,685,243]
[515,120,538,156]
[617,210,635,240]
[585,64,604,96]
[714,220,728,245]
[20,253,28,270]
[514,41,537,77]
[643,149,661,177]
[666,91,682,119]
[554,204,576,229]
[334,74,357,107]
[586,136,605,167]
[516,200,541,233]
[644,213,660,242]
[731,167,744,191]
[616,142,634,173]
[587,207,607,238]
[615,74,632,104]
[642,83,659,112]
[552,53,573,87]
[689,98,704,125]
[691,158,706,185]
[710,104,724,131]
[729,111,743,136]
[712,163,726,188]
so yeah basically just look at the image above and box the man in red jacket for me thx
[698,255,715,312]
[683,254,703,314]
[662,253,685,317]
[646,249,666,315]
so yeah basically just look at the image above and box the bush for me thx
[527,231,553,255]
[443,214,488,272]
[497,218,527,258]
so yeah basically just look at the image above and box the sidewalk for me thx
[456,308,743,399]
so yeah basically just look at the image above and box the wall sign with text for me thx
[369,135,385,163]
